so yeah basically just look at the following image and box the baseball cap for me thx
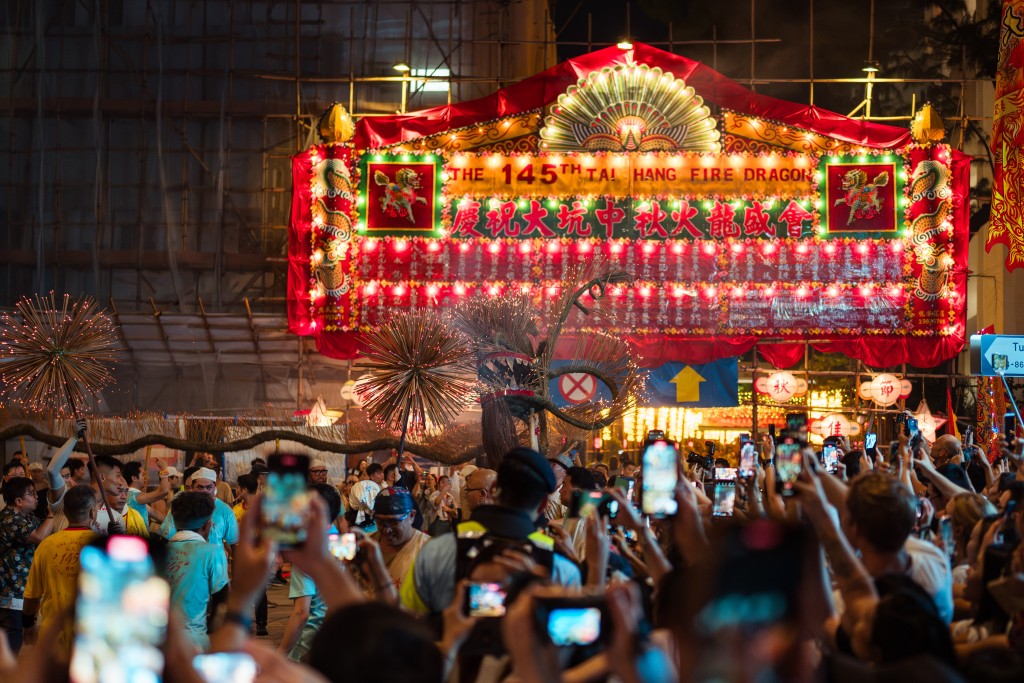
[188,467,217,485]
[502,447,557,494]
[373,487,416,516]
[548,453,574,471]
[310,459,328,470]
[250,462,269,475]
[164,466,182,478]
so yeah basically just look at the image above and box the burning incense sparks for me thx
[0,293,121,414]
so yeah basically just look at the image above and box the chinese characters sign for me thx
[448,197,815,240]
[445,152,814,198]
[290,138,965,361]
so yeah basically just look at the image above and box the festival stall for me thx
[287,44,970,449]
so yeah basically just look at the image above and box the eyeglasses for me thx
[464,487,488,494]
[310,469,328,474]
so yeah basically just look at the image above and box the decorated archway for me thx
[288,43,969,371]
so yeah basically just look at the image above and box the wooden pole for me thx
[66,396,120,534]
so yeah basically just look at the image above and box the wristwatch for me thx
[213,603,253,631]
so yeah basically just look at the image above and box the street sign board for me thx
[558,372,598,404]
[548,358,739,408]
[971,334,1024,377]
[645,359,739,408]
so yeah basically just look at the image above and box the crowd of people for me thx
[0,415,1022,683]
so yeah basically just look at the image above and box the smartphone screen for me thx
[938,517,954,560]
[714,467,738,482]
[641,441,679,517]
[768,423,776,440]
[70,536,169,683]
[822,445,839,473]
[572,490,619,519]
[775,441,802,496]
[545,606,603,646]
[194,653,257,683]
[1006,415,1018,442]
[712,482,736,518]
[328,532,358,561]
[739,443,756,478]
[262,453,312,547]
[864,433,877,451]
[963,426,974,448]
[612,476,635,501]
[786,412,808,441]
[906,417,920,439]
[466,582,508,618]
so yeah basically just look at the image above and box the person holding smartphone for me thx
[279,483,344,661]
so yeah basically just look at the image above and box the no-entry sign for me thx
[558,373,597,404]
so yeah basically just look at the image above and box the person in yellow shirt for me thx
[232,474,259,524]
[23,485,98,656]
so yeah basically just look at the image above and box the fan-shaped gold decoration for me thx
[540,63,720,153]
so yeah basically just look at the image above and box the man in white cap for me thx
[308,459,330,486]
[158,466,239,548]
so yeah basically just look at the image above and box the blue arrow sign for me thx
[645,359,738,407]
[549,358,738,408]
[971,334,1024,377]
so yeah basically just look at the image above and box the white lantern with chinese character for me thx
[810,413,862,438]
[857,374,912,407]
[755,371,809,403]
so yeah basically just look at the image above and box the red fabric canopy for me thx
[355,43,913,150]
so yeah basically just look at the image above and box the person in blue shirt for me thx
[159,467,239,549]
[164,491,229,650]
[278,483,343,662]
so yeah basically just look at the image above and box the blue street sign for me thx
[549,358,738,408]
[971,334,1024,377]
[645,359,739,407]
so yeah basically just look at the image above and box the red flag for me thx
[946,387,961,440]
[987,0,1024,271]
[978,324,995,336]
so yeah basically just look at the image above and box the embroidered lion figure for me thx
[374,167,427,223]
[834,168,890,226]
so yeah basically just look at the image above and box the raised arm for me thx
[793,451,877,660]
[46,419,84,502]
[914,453,971,500]
[281,496,367,614]
[133,470,172,505]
